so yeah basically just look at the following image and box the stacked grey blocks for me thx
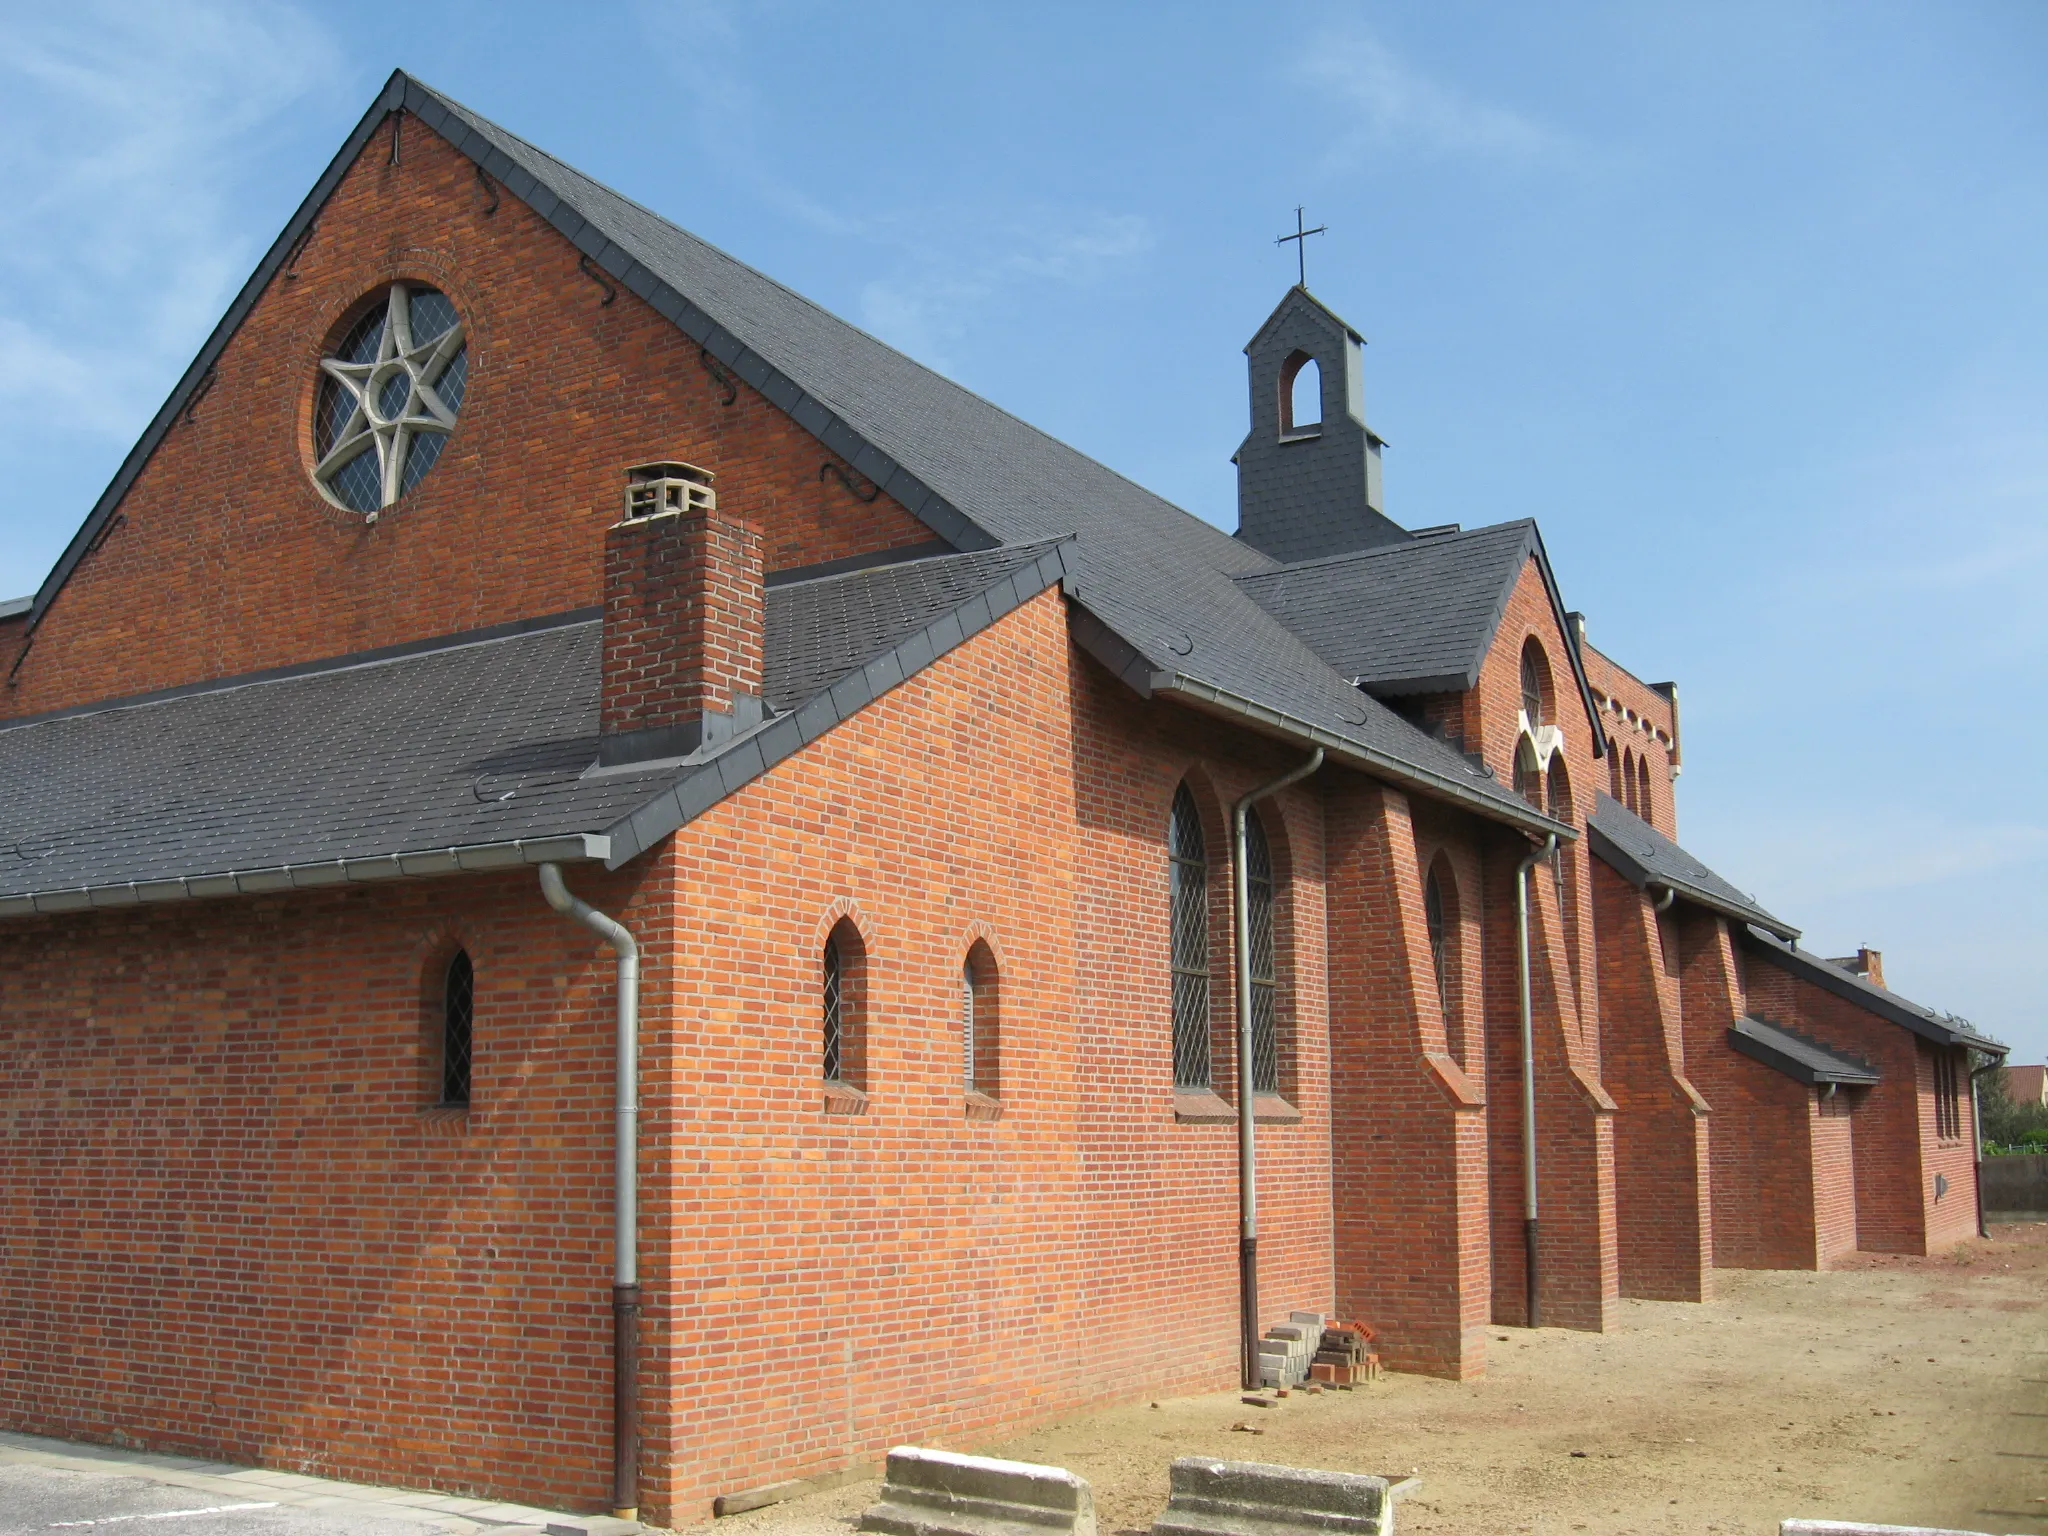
[859,1447,1096,1536]
[1150,1459,1404,1536]
[1257,1312,1326,1388]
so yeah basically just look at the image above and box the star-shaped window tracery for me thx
[313,284,468,516]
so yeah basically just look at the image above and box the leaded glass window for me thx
[962,960,977,1090]
[822,936,845,1082]
[1169,784,1211,1089]
[1424,867,1449,1012]
[441,950,473,1106]
[1246,809,1278,1097]
[314,283,468,516]
[1521,641,1548,725]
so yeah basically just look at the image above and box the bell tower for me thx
[1234,287,1408,564]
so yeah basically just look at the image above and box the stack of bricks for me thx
[1309,1322,1381,1386]
[1255,1313,1327,1389]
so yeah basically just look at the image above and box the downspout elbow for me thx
[1652,884,1676,913]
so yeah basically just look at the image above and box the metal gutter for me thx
[1156,672,1576,842]
[0,834,609,918]
[1585,816,1799,942]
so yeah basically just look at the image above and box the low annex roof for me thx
[1587,793,1798,940]
[0,544,1070,916]
[19,71,1569,845]
[1728,1015,1881,1087]
[1740,926,2006,1056]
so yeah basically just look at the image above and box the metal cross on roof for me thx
[1276,207,1327,289]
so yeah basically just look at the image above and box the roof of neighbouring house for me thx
[1728,1015,1882,1087]
[0,542,1071,914]
[11,72,1571,866]
[1586,792,1799,940]
[1740,926,2007,1056]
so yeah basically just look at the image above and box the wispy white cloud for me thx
[0,0,342,433]
[1296,21,1581,171]
[856,212,1152,369]
[1705,805,2048,910]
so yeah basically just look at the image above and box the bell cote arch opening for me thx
[1279,350,1322,437]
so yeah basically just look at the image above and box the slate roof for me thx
[1728,1015,1881,1087]
[18,71,1568,846]
[0,545,1070,915]
[0,596,30,621]
[1234,522,1540,694]
[1587,792,1798,940]
[1740,926,2007,1056]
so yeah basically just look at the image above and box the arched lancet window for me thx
[1547,756,1574,824]
[1169,784,1212,1088]
[1637,754,1654,823]
[823,937,845,1081]
[1513,737,1543,808]
[1279,350,1321,435]
[962,940,1000,1098]
[441,950,473,1106]
[1520,639,1551,727]
[1246,809,1279,1097]
[1622,747,1639,814]
[821,919,867,1087]
[1608,749,1625,803]
[1423,864,1450,1012]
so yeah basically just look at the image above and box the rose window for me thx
[313,284,468,515]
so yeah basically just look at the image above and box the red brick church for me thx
[0,73,2003,1525]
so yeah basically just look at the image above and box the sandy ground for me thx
[709,1222,2048,1536]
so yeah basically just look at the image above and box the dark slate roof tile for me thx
[1728,1016,1881,1086]
[1587,793,1797,939]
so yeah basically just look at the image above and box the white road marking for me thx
[51,1504,281,1527]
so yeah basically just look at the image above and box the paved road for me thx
[0,1462,430,1536]
[0,1436,638,1536]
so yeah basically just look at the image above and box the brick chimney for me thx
[1828,947,1886,990]
[599,461,764,767]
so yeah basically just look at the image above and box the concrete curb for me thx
[1150,1458,1410,1536]
[0,1431,644,1536]
[857,1446,1094,1536]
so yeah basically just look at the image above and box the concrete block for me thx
[1782,1524,1997,1536]
[1150,1458,1412,1536]
[859,1446,1095,1536]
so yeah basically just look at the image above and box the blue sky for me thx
[2,2,2043,1060]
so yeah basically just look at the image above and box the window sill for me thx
[964,1091,1004,1122]
[1172,1089,1303,1125]
[1278,428,1323,445]
[822,1081,869,1116]
[417,1103,470,1133]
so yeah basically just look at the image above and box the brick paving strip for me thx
[0,1433,643,1536]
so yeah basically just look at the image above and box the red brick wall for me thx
[1326,787,1492,1378]
[1579,642,1678,836]
[1675,910,1829,1270]
[1592,861,1713,1300]
[1469,562,1617,1332]
[1811,1091,1859,1264]
[4,112,931,721]
[1741,955,1960,1255]
[1,590,1349,1522]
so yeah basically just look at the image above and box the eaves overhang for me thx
[1728,1015,1881,1087]
[0,834,608,919]
[1587,817,1800,941]
[1064,599,1573,842]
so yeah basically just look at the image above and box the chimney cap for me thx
[627,460,714,485]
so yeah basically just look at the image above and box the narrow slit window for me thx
[961,961,976,1090]
[823,935,845,1083]
[1246,809,1279,1097]
[1424,866,1449,1011]
[1169,784,1212,1089]
[441,950,473,1106]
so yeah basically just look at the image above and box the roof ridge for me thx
[1236,518,1534,581]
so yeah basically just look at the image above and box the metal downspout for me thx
[1232,748,1323,1389]
[539,863,643,1520]
[1970,1056,2001,1241]
[1516,834,1558,1328]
